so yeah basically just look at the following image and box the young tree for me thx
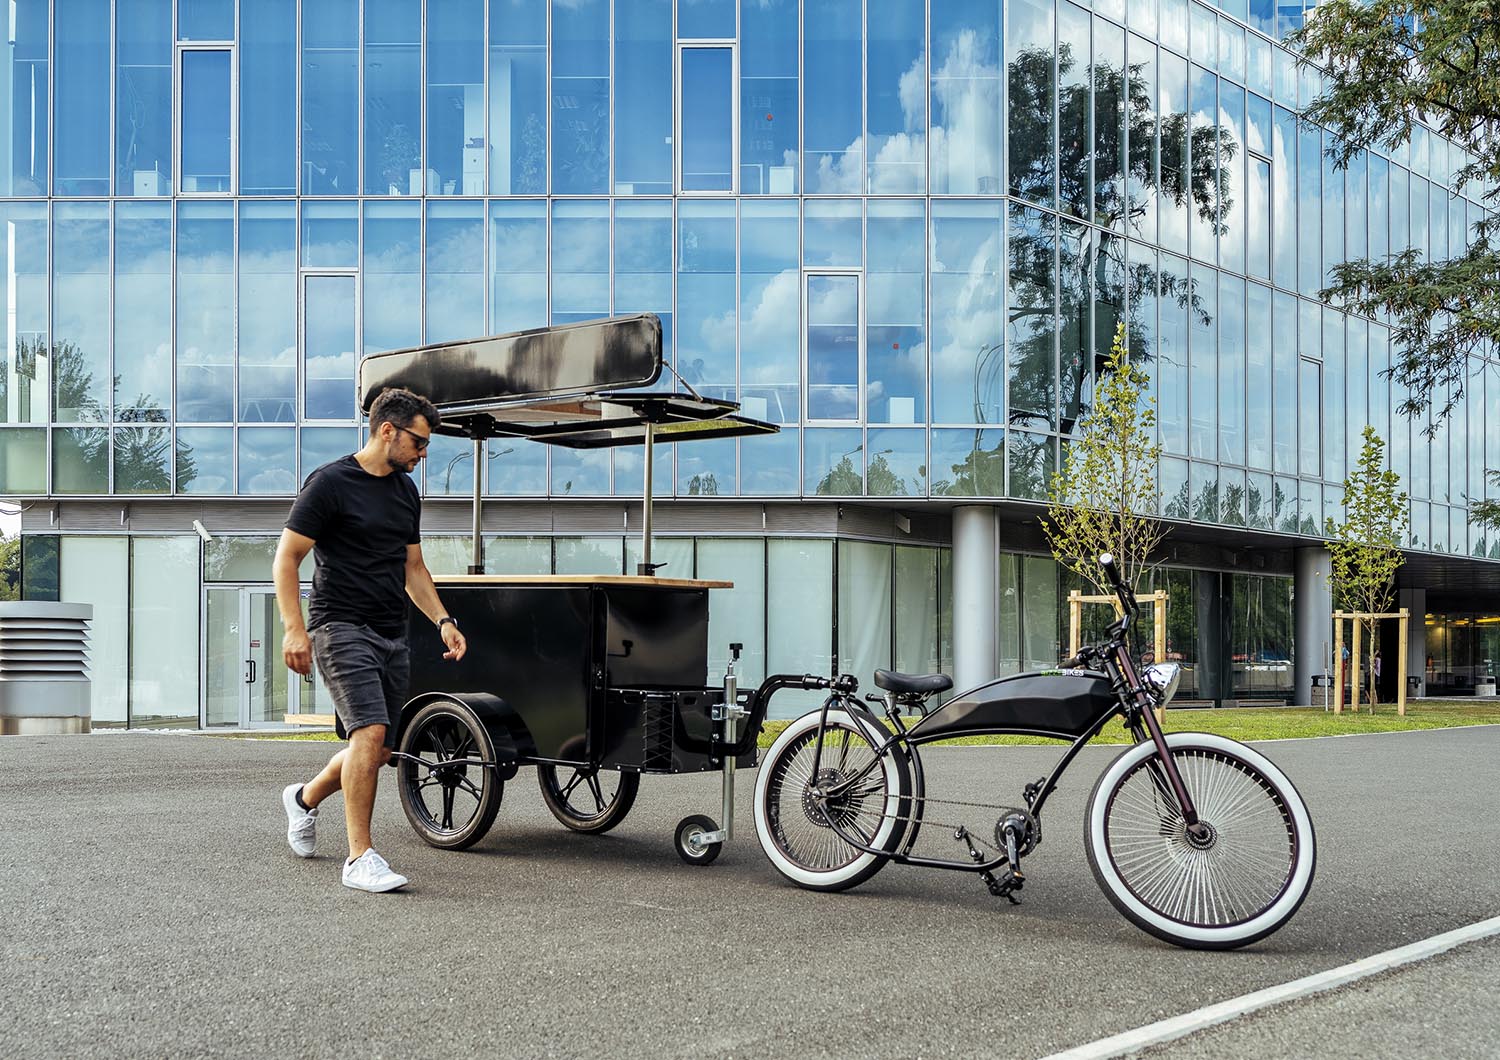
[1042,323,1167,603]
[1325,426,1409,708]
[1290,1,1500,426]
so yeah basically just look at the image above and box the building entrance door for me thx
[205,587,331,728]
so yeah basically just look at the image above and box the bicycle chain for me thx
[854,793,1018,857]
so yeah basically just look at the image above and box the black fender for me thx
[394,691,529,781]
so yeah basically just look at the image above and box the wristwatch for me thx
[437,616,458,630]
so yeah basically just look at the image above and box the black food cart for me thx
[357,315,809,863]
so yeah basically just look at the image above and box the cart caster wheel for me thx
[675,814,722,866]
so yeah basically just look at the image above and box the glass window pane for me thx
[928,202,1002,425]
[1006,203,1055,430]
[426,0,485,196]
[239,201,297,421]
[740,0,799,194]
[866,201,925,424]
[1157,253,1189,456]
[364,2,421,196]
[1008,0,1055,207]
[1271,291,1295,474]
[117,0,173,196]
[238,426,295,493]
[1188,66,1218,262]
[804,426,863,493]
[1094,18,1127,230]
[681,47,735,192]
[1247,470,1272,529]
[1324,307,1346,484]
[838,540,893,694]
[1298,357,1321,479]
[550,199,609,321]
[113,424,172,491]
[550,448,609,495]
[53,426,107,492]
[486,438,546,495]
[677,435,736,495]
[1160,0,1187,54]
[614,200,673,359]
[1008,431,1054,500]
[677,200,735,394]
[300,199,357,267]
[806,275,860,422]
[1158,50,1189,254]
[866,427,926,496]
[1191,460,1218,521]
[614,0,671,194]
[302,0,358,194]
[931,428,1003,496]
[0,203,49,424]
[129,537,198,726]
[489,199,548,333]
[740,427,799,494]
[175,426,232,492]
[610,440,673,499]
[488,0,547,195]
[552,0,610,194]
[176,201,234,421]
[1161,454,1188,516]
[303,275,355,420]
[55,0,110,194]
[929,0,1000,195]
[1219,85,1245,273]
[178,0,231,39]
[3,0,48,196]
[554,536,622,574]
[1246,282,1272,470]
[241,0,296,195]
[803,198,861,268]
[1057,3,1089,219]
[425,200,485,342]
[300,426,358,479]
[181,50,231,192]
[1218,273,1245,466]
[1298,123,1321,297]
[53,202,110,423]
[0,428,45,491]
[363,200,420,354]
[678,0,734,38]
[1272,105,1296,292]
[866,0,924,193]
[698,538,767,690]
[803,0,862,193]
[60,537,127,723]
[481,535,551,573]
[740,199,800,423]
[1188,261,1218,460]
[767,538,833,716]
[114,204,172,422]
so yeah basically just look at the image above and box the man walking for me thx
[274,387,468,892]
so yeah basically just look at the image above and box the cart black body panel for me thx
[407,577,751,772]
[905,670,1117,742]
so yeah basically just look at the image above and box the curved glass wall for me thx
[0,1,1494,560]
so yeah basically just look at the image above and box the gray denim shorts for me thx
[310,621,410,749]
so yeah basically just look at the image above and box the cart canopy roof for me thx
[357,314,777,448]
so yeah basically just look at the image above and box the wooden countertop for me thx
[432,574,734,589]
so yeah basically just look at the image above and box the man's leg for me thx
[341,724,392,860]
[301,748,348,808]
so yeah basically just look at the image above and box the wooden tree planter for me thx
[1332,608,1410,716]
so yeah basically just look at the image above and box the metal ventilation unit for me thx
[0,602,93,735]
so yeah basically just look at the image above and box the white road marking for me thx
[1038,914,1500,1060]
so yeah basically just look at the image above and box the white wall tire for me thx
[1085,732,1316,950]
[753,708,910,892]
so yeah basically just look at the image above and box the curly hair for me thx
[369,387,441,433]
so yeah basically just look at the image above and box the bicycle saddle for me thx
[873,670,953,696]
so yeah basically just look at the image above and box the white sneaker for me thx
[342,849,408,893]
[282,784,317,858]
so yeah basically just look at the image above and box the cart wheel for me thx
[674,814,722,866]
[537,765,640,834]
[396,699,504,850]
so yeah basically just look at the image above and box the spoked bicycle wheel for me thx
[1085,732,1316,950]
[753,708,911,892]
[537,763,640,834]
[396,699,504,850]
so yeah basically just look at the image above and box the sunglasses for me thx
[393,425,431,451]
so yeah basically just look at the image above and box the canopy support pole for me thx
[468,435,484,574]
[637,422,658,576]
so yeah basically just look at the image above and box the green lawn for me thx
[213,700,1500,749]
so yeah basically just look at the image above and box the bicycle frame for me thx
[805,562,1203,873]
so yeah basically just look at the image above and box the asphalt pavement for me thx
[2,726,1497,1059]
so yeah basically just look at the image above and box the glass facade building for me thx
[4,0,1497,727]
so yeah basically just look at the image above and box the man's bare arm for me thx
[274,528,316,675]
[405,543,467,662]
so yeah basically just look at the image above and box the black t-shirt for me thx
[285,455,422,637]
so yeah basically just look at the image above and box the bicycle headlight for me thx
[1143,662,1182,707]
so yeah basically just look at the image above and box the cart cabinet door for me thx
[406,586,593,762]
[601,588,710,689]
